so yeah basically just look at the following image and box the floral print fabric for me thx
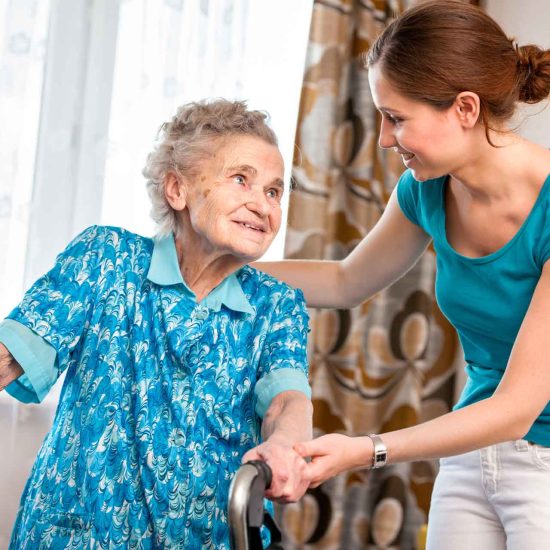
[7,226,310,549]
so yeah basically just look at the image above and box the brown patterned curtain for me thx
[277,0,475,548]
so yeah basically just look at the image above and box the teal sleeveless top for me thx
[397,169,550,445]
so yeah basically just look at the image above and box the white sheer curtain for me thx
[0,0,312,545]
[101,0,312,258]
[101,0,251,237]
[0,2,52,548]
[0,0,50,318]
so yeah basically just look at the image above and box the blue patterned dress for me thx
[1,226,310,549]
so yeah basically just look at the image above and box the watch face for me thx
[368,434,387,468]
[373,455,385,467]
[374,448,387,467]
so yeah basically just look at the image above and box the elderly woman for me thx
[0,99,312,549]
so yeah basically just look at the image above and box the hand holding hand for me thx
[294,434,373,488]
[242,440,310,503]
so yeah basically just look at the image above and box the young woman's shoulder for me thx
[396,169,446,229]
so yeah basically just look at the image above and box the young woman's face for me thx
[368,65,466,182]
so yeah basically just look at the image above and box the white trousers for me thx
[426,440,550,549]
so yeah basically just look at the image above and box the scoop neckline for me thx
[438,173,550,264]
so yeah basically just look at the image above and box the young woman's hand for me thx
[294,434,374,488]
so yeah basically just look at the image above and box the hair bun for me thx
[516,44,550,104]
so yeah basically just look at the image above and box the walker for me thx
[228,460,284,550]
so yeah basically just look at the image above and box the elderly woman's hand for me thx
[242,440,311,503]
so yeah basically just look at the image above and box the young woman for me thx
[256,1,550,547]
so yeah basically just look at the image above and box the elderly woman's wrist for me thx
[265,431,298,448]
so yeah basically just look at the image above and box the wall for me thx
[483,0,550,147]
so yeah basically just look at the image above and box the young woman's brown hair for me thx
[366,0,550,144]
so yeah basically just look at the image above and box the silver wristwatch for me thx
[366,433,388,469]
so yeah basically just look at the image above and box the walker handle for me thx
[228,460,279,550]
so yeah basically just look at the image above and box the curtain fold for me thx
[279,1,466,548]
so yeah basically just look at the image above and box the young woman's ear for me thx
[164,172,187,211]
[454,91,481,128]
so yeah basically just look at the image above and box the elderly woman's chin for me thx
[225,226,277,262]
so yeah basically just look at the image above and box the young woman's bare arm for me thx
[0,343,23,392]
[296,260,550,485]
[254,192,431,308]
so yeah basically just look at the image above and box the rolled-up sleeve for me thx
[255,368,311,418]
[0,319,57,403]
[3,226,104,403]
[255,287,311,418]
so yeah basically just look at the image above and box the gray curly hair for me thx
[142,98,279,236]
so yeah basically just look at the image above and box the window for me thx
[101,0,313,260]
[0,0,51,317]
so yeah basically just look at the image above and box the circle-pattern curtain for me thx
[278,1,476,548]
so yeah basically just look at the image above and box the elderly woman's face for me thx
[179,135,285,262]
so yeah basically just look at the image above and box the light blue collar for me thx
[146,234,254,314]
